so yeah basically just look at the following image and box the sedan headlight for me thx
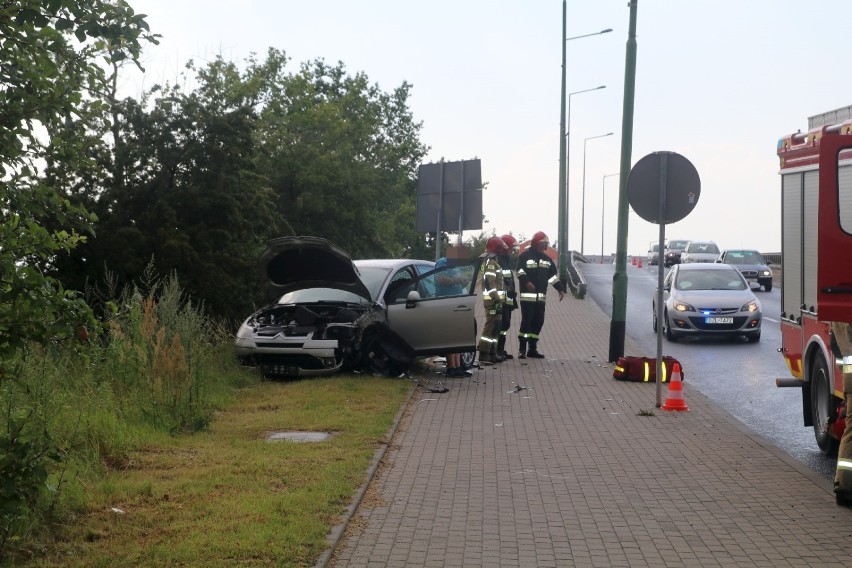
[674,302,695,312]
[741,301,759,313]
[236,321,254,340]
[761,270,771,277]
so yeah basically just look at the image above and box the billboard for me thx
[415,159,483,233]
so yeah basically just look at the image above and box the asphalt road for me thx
[579,261,837,480]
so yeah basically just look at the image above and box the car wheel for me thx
[663,310,678,342]
[359,330,405,377]
[810,354,840,455]
[762,280,773,292]
[652,307,657,332]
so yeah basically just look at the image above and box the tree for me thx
[1,0,158,365]
[52,49,431,321]
[250,51,429,259]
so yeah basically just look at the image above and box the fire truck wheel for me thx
[811,354,840,455]
[836,492,852,507]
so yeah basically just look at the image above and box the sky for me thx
[122,0,852,257]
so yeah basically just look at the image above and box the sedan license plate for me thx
[706,316,733,324]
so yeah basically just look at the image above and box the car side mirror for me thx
[405,290,421,309]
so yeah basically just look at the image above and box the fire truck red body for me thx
[777,106,852,453]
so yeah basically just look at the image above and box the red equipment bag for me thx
[612,356,684,383]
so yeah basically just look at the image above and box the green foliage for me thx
[0,270,257,562]
[1,5,156,559]
[50,48,430,321]
[0,419,61,555]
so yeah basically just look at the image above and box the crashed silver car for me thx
[235,236,479,377]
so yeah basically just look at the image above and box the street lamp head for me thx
[566,28,614,42]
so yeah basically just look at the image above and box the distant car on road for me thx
[652,263,762,343]
[647,242,662,266]
[715,249,773,292]
[664,239,690,267]
[680,240,720,264]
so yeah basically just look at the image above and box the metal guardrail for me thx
[763,252,781,265]
[566,251,587,299]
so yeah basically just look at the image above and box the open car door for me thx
[384,259,480,356]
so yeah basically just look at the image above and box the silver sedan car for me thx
[652,263,761,342]
[235,236,479,377]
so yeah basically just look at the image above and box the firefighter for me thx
[516,231,565,359]
[477,236,507,365]
[497,234,519,360]
[832,321,852,506]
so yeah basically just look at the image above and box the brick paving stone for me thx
[324,274,852,567]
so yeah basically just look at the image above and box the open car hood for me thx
[258,236,371,302]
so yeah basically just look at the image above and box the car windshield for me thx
[355,266,393,300]
[668,241,688,250]
[675,268,746,291]
[277,287,371,305]
[726,251,765,265]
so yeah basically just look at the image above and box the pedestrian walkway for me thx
[325,284,852,567]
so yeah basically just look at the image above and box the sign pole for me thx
[655,154,667,408]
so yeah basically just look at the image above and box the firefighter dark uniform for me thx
[477,238,506,365]
[832,322,852,506]
[497,234,518,360]
[516,231,565,359]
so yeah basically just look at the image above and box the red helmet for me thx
[501,234,517,249]
[486,236,508,253]
[532,231,549,246]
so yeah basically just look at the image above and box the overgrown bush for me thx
[0,272,256,563]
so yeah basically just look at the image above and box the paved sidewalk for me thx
[327,282,852,567]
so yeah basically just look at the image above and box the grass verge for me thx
[15,374,412,568]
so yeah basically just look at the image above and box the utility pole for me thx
[609,0,638,363]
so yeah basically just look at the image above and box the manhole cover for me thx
[265,431,332,442]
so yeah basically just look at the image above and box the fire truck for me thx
[776,105,852,454]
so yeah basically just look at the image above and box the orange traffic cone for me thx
[661,362,688,411]
[631,256,636,266]
[637,257,643,269]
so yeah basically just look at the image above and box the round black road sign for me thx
[627,151,700,224]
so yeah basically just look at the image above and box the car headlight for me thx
[674,302,695,312]
[741,301,759,313]
[236,321,254,339]
[761,270,771,277]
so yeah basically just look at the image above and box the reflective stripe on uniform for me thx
[517,269,527,277]
[502,269,513,277]
[548,275,560,285]
[483,271,497,278]
[837,458,852,472]
[519,292,547,302]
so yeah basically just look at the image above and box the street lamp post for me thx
[600,172,620,263]
[581,132,613,255]
[557,1,611,288]
[564,86,605,261]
